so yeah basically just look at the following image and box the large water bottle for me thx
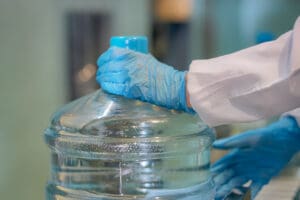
[44,36,215,200]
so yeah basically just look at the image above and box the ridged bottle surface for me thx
[44,36,215,200]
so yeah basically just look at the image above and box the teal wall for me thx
[0,0,66,199]
[0,0,150,199]
[190,0,300,59]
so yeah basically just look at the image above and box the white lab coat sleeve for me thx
[187,17,300,127]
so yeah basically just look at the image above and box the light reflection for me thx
[78,64,97,82]
[101,101,114,118]
[149,119,166,124]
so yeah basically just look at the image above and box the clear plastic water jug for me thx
[44,36,216,200]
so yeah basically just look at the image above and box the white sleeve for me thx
[187,17,300,127]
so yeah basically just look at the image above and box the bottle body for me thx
[45,36,215,199]
[46,136,214,199]
[45,90,215,199]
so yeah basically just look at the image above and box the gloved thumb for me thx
[213,129,261,150]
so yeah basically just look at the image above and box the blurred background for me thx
[0,0,299,199]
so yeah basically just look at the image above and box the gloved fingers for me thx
[213,129,264,150]
[212,152,276,179]
[232,163,274,181]
[97,49,111,67]
[213,168,235,189]
[97,47,135,67]
[214,162,275,190]
[212,164,257,191]
[250,182,264,199]
[233,167,275,185]
[99,82,127,96]
[97,47,123,67]
[211,150,262,173]
[98,60,130,74]
[98,71,129,84]
[215,176,249,200]
[211,149,241,172]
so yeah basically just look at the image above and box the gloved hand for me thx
[211,116,300,200]
[96,47,193,112]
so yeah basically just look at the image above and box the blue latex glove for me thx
[211,116,300,200]
[96,47,193,112]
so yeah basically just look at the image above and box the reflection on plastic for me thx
[44,90,216,199]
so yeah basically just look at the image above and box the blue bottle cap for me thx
[110,36,148,54]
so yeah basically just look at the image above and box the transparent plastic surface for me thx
[44,89,215,199]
